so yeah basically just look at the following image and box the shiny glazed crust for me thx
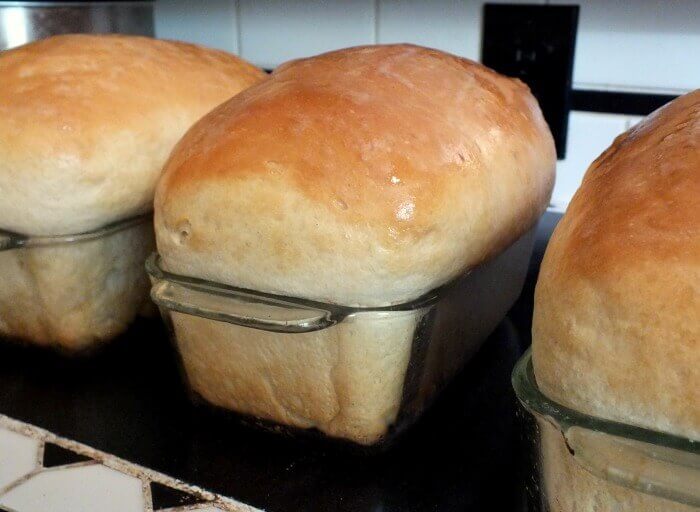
[155,44,556,306]
[533,90,700,439]
[0,34,266,236]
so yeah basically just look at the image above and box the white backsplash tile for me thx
[148,0,688,217]
[0,427,40,491]
[552,111,629,208]
[549,0,699,93]
[377,0,546,60]
[377,0,479,59]
[239,0,375,69]
[0,464,144,512]
[151,0,699,93]
[155,0,239,54]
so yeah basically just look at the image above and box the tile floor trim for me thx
[0,414,262,512]
[159,506,236,512]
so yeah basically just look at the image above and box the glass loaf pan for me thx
[513,350,700,511]
[147,225,538,447]
[0,214,154,353]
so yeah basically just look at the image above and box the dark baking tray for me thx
[0,212,562,512]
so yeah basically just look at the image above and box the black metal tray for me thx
[0,213,561,512]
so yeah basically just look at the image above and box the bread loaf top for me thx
[0,34,265,235]
[156,44,555,306]
[533,90,700,439]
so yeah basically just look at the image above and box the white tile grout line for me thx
[35,460,100,474]
[0,464,103,496]
[142,478,154,512]
[0,414,264,512]
[572,82,689,96]
[235,0,243,57]
[0,468,40,497]
[373,0,380,44]
[159,505,233,512]
[34,438,44,470]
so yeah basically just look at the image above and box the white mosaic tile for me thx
[0,415,261,512]
[0,426,40,491]
[0,464,144,512]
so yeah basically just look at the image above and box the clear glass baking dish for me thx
[0,214,154,353]
[146,226,537,447]
[513,350,700,511]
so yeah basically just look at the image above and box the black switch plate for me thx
[482,4,579,159]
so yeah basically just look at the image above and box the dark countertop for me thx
[0,212,561,512]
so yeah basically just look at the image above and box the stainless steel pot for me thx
[0,1,154,50]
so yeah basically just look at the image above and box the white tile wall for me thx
[626,115,646,129]
[153,0,700,92]
[377,0,545,61]
[550,0,700,94]
[238,0,375,69]
[377,0,479,59]
[552,111,629,209]
[154,0,239,54]
[151,0,685,207]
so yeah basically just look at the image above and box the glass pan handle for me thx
[150,279,338,334]
[0,231,24,251]
[566,426,700,507]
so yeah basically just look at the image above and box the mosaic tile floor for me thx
[0,415,259,512]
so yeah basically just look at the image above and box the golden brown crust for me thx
[156,44,555,306]
[0,34,265,235]
[533,90,700,439]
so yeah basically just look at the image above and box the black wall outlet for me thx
[482,4,579,159]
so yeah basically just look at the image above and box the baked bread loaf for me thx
[0,34,265,236]
[155,44,555,443]
[156,44,555,306]
[0,34,265,350]
[532,89,699,510]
